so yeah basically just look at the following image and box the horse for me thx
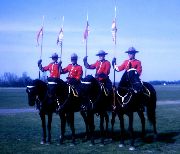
[46,77,89,145]
[82,75,113,146]
[26,79,57,144]
[111,68,157,150]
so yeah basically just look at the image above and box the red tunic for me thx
[89,60,111,80]
[62,64,83,80]
[116,59,142,75]
[43,62,60,78]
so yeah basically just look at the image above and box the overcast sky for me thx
[0,0,180,81]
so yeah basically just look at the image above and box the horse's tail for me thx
[144,82,157,125]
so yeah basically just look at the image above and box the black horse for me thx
[82,75,113,146]
[111,68,157,150]
[26,79,57,144]
[46,77,89,145]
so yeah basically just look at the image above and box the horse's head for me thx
[122,68,143,94]
[26,85,37,106]
[26,79,47,106]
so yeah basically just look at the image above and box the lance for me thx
[112,6,117,87]
[57,16,64,61]
[84,13,89,77]
[57,16,64,76]
[37,16,44,79]
[40,16,44,60]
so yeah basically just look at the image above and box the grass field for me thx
[0,85,180,153]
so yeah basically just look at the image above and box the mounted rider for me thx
[112,47,144,111]
[61,53,83,96]
[38,52,62,79]
[112,47,142,87]
[83,50,113,95]
[113,47,142,75]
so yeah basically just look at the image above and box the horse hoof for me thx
[59,136,64,144]
[70,143,75,147]
[99,143,104,147]
[118,144,124,148]
[46,142,51,145]
[129,146,135,151]
[40,141,46,145]
[82,136,89,142]
[90,139,95,146]
[154,134,158,140]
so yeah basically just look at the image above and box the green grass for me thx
[0,105,180,154]
[0,88,28,109]
[154,85,180,101]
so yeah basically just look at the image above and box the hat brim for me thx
[125,51,139,54]
[96,53,108,56]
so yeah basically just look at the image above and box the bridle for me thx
[115,68,141,108]
[27,85,46,110]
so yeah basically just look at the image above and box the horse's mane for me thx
[118,68,140,89]
[83,75,99,86]
[47,77,64,84]
[33,79,47,89]
[82,75,101,101]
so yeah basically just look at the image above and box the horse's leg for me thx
[39,112,46,144]
[128,112,135,150]
[137,111,146,139]
[68,112,76,145]
[99,112,105,146]
[104,112,109,138]
[88,111,95,146]
[80,111,89,141]
[147,101,158,139]
[111,111,116,140]
[150,111,158,139]
[47,113,53,144]
[117,112,125,147]
[59,112,66,144]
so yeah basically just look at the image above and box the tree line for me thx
[0,72,32,87]
[0,72,179,87]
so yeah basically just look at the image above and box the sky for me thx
[0,0,180,82]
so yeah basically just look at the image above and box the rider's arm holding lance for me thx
[83,56,96,69]
[38,59,44,72]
